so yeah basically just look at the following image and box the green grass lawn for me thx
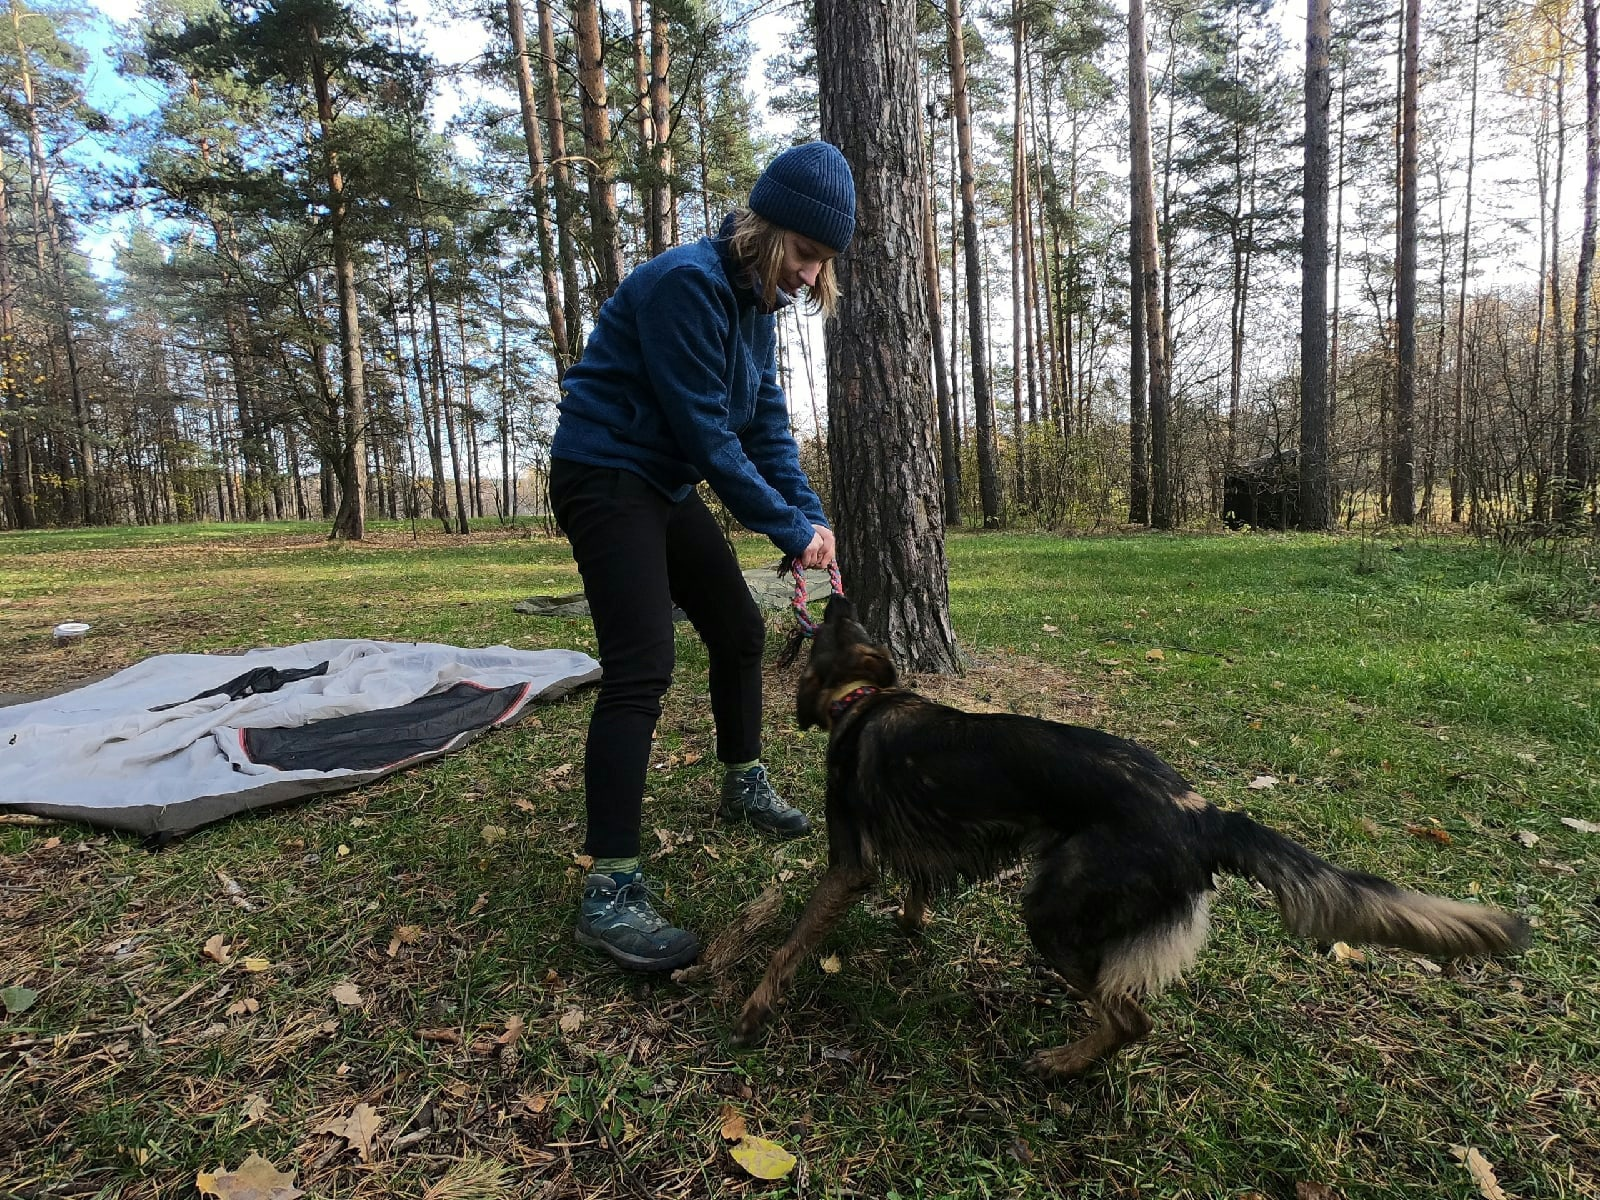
[1,522,1596,1199]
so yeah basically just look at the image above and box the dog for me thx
[733,596,1530,1078]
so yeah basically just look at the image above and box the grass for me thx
[1,520,1596,1199]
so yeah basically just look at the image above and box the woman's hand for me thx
[798,525,836,569]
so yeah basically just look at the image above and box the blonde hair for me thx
[727,208,841,316]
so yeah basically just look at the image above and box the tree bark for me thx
[506,0,573,379]
[918,91,960,524]
[1391,0,1420,524]
[538,0,585,359]
[1128,0,1168,526]
[818,0,961,673]
[309,20,368,540]
[947,0,1001,527]
[649,0,673,255]
[574,0,625,302]
[1566,0,1599,525]
[1299,0,1333,530]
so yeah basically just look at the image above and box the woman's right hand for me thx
[798,525,836,569]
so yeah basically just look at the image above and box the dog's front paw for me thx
[1025,1045,1098,1081]
[731,1001,773,1047]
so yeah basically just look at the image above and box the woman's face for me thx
[779,231,838,296]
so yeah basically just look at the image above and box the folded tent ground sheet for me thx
[0,639,599,837]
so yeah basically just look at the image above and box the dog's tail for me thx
[1212,811,1530,957]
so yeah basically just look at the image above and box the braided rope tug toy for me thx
[776,559,845,665]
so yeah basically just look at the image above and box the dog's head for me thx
[795,595,898,730]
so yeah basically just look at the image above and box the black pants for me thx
[550,458,766,859]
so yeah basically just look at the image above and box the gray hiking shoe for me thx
[718,764,812,838]
[575,872,700,971]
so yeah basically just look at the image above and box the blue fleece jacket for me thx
[550,220,827,559]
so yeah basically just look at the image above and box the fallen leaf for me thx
[1560,816,1600,834]
[419,1028,461,1044]
[574,853,595,870]
[558,1007,584,1034]
[240,957,272,973]
[202,935,232,964]
[226,997,260,1018]
[480,825,506,846]
[1042,623,1059,633]
[513,798,537,813]
[1515,831,1540,848]
[1145,648,1165,661]
[520,1091,549,1115]
[729,1135,797,1180]
[314,1102,383,1162]
[386,925,423,957]
[702,844,720,860]
[240,1094,269,1125]
[682,752,703,765]
[1331,942,1366,964]
[40,836,61,850]
[497,1015,526,1046]
[468,893,489,916]
[720,1106,748,1142]
[1,986,39,1015]
[196,1152,304,1200]
[330,983,363,1008]
[1295,1185,1343,1200]
[1248,775,1279,790]
[1451,1145,1508,1200]
[337,844,351,858]
[1405,823,1453,845]
[819,954,843,975]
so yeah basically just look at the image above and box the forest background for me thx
[0,0,1597,542]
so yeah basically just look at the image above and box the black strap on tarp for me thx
[150,662,331,712]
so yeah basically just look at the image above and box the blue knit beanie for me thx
[748,141,857,254]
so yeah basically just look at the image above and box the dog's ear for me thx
[823,594,855,624]
[839,641,898,688]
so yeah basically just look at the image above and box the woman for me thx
[548,141,855,971]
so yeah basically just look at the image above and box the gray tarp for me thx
[0,640,598,838]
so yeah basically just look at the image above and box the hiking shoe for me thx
[575,872,700,971]
[718,765,812,838]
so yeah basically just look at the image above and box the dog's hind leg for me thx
[1021,837,1212,1078]
[894,881,930,935]
[733,864,875,1043]
[1027,990,1154,1079]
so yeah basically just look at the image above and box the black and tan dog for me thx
[733,596,1530,1078]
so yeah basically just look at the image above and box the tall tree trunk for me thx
[649,0,673,254]
[538,0,585,359]
[309,22,368,540]
[1129,219,1148,524]
[574,0,625,302]
[1391,0,1420,525]
[1451,0,1482,524]
[918,89,960,523]
[506,0,573,379]
[1566,0,1599,525]
[947,0,1000,526]
[1010,0,1026,506]
[0,152,34,529]
[1129,0,1168,527]
[1299,0,1333,530]
[630,0,653,248]
[421,229,468,534]
[818,0,960,672]
[12,0,94,523]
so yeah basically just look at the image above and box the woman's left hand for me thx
[798,525,836,569]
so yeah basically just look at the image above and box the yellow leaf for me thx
[241,957,272,973]
[330,983,363,1007]
[480,825,506,845]
[1451,1145,1508,1200]
[819,953,843,975]
[1145,648,1165,661]
[196,1152,304,1199]
[336,844,351,857]
[729,1135,797,1180]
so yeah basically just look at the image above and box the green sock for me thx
[593,856,639,880]
[724,759,760,774]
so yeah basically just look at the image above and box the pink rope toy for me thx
[789,559,845,637]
